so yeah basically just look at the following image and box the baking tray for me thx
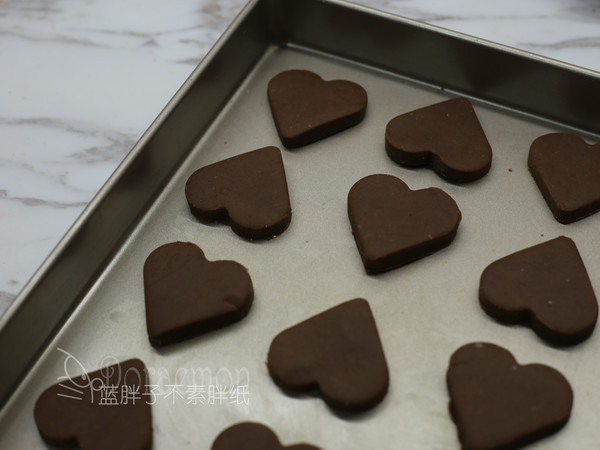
[1,0,600,448]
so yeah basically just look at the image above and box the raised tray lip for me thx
[1,0,599,411]
[0,0,261,329]
[345,0,599,77]
[277,0,600,137]
[0,0,265,410]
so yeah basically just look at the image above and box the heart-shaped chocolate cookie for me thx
[212,422,321,450]
[348,174,461,274]
[447,342,573,450]
[185,146,291,240]
[528,132,600,223]
[267,298,388,412]
[267,69,367,148]
[34,358,152,450]
[385,98,492,182]
[479,236,598,345]
[143,241,253,346]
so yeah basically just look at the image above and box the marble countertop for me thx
[1,0,599,317]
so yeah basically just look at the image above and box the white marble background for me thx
[0,0,599,317]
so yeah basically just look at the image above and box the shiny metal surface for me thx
[1,0,599,448]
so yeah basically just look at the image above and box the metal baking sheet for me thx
[1,0,600,448]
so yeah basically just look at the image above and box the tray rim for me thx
[2,0,600,412]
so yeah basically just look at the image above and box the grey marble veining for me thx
[0,0,599,318]
[0,1,599,449]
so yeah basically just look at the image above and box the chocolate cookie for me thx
[385,98,492,182]
[267,69,367,148]
[479,236,598,345]
[347,174,461,274]
[185,146,291,240]
[34,358,152,450]
[447,342,573,450]
[528,132,600,223]
[212,422,321,450]
[267,298,388,412]
[143,241,253,346]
